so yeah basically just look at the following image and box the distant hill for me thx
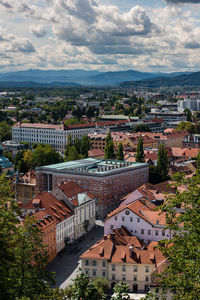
[120,72,200,88]
[0,81,81,88]
[0,69,194,87]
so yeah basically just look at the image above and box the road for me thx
[48,224,104,288]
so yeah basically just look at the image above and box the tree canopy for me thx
[157,144,168,181]
[157,173,200,299]
[116,143,124,161]
[105,132,115,159]
[135,137,144,163]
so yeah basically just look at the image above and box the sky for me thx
[0,0,200,73]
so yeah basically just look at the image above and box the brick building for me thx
[33,210,57,262]
[36,158,149,219]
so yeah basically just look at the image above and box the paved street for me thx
[48,224,104,288]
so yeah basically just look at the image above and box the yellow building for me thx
[80,227,166,294]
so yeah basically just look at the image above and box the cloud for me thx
[165,0,200,4]
[9,39,35,53]
[30,25,46,38]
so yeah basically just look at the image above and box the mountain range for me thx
[0,69,197,87]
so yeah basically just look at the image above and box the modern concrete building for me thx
[36,158,149,219]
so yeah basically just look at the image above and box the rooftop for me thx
[37,158,148,177]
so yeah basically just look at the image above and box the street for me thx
[48,224,104,289]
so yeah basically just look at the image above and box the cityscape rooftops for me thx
[37,158,148,176]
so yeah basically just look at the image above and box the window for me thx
[130,217,133,222]
[122,265,126,272]
[102,271,106,277]
[133,266,137,272]
[122,216,125,222]
[92,260,96,266]
[122,275,126,281]
[145,276,149,282]
[112,264,115,271]
[102,261,106,268]
[141,229,144,234]
[133,275,137,282]
[145,266,149,272]
[148,229,151,235]
[110,224,114,230]
[93,270,96,276]
[112,274,115,280]
[85,260,89,266]
[162,230,165,237]
[114,216,117,221]
[137,217,140,223]
[85,269,89,274]
[155,230,159,236]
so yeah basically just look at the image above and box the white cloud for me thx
[30,25,46,38]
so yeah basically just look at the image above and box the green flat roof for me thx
[38,158,148,176]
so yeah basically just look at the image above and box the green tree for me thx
[133,124,150,132]
[14,150,29,173]
[0,121,12,141]
[0,174,56,299]
[74,137,81,154]
[69,272,100,300]
[184,108,192,122]
[177,121,196,134]
[158,173,200,299]
[80,136,91,158]
[196,149,200,170]
[32,144,63,168]
[117,143,124,160]
[135,137,144,163]
[23,150,34,170]
[65,146,81,162]
[105,132,115,159]
[64,134,73,159]
[157,144,168,181]
[93,277,110,300]
[111,282,130,300]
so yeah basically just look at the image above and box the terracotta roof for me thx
[32,210,56,229]
[171,147,199,158]
[23,192,74,223]
[13,122,64,130]
[88,149,104,157]
[80,228,165,265]
[57,181,95,207]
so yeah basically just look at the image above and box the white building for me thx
[52,181,96,239]
[178,98,200,112]
[12,122,100,152]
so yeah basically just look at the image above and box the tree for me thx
[149,165,162,184]
[177,121,196,134]
[184,108,192,122]
[93,277,110,300]
[65,146,81,162]
[196,149,200,170]
[157,173,200,299]
[105,132,115,159]
[23,150,34,170]
[0,174,56,299]
[117,143,124,160]
[68,272,100,300]
[74,137,81,154]
[14,150,29,173]
[133,124,150,132]
[0,121,12,141]
[64,134,73,159]
[157,144,168,181]
[135,137,144,163]
[32,144,63,168]
[111,282,130,300]
[80,136,91,158]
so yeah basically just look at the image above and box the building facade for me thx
[52,181,96,239]
[80,227,166,293]
[36,158,149,219]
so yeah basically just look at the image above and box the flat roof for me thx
[37,158,148,177]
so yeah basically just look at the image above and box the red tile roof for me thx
[23,192,74,223]
[57,181,95,207]
[80,227,165,265]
